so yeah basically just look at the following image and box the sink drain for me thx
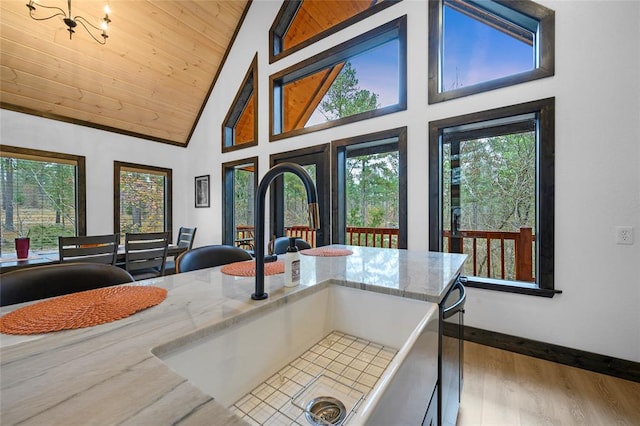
[304,396,347,425]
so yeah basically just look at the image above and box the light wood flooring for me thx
[457,342,640,426]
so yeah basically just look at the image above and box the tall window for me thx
[271,16,406,140]
[271,144,331,247]
[429,98,555,296]
[332,127,407,249]
[428,0,554,103]
[269,0,396,62]
[0,146,86,252]
[114,162,172,239]
[222,55,258,152]
[222,158,257,248]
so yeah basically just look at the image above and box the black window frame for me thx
[270,15,407,141]
[221,157,258,247]
[331,127,408,249]
[428,0,555,104]
[222,54,258,153]
[269,0,401,63]
[428,98,556,297]
[0,145,87,244]
[114,161,173,242]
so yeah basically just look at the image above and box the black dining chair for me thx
[175,244,252,273]
[124,232,169,281]
[58,234,120,265]
[270,237,312,255]
[165,227,197,275]
[0,263,134,307]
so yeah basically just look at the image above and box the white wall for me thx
[0,110,191,238]
[3,0,638,362]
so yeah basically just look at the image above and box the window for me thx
[222,54,258,152]
[428,0,554,103]
[269,0,397,62]
[270,145,331,247]
[270,16,406,140]
[222,157,257,248]
[114,162,172,240]
[429,98,555,296]
[332,127,407,249]
[0,145,86,252]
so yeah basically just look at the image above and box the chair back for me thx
[176,245,252,273]
[124,232,169,280]
[59,234,119,265]
[271,237,312,255]
[0,263,134,307]
[176,227,197,249]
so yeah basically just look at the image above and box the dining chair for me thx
[271,237,312,255]
[175,244,252,273]
[124,232,169,281]
[58,234,120,265]
[164,227,197,275]
[0,263,134,307]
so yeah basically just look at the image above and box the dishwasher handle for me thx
[443,280,466,319]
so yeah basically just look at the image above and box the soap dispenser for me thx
[284,237,300,287]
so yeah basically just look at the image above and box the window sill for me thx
[461,277,561,298]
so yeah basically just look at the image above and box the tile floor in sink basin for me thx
[229,331,398,425]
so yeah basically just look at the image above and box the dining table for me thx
[0,245,187,274]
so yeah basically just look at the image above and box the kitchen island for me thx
[0,246,466,425]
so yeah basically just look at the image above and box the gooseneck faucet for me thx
[252,163,320,300]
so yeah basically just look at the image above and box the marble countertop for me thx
[0,245,466,425]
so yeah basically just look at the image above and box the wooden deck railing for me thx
[443,227,535,282]
[235,225,400,250]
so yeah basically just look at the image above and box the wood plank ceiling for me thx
[0,0,250,146]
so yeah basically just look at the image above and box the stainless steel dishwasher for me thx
[439,277,466,426]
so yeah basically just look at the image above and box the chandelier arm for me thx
[73,17,107,45]
[28,4,66,22]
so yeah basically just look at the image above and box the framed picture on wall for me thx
[195,175,210,208]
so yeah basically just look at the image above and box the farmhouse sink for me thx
[153,284,439,425]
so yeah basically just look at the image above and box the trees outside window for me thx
[429,98,555,295]
[114,162,172,239]
[0,146,85,252]
[222,158,257,247]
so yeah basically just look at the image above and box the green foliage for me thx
[27,224,75,251]
[119,171,165,233]
[319,62,379,121]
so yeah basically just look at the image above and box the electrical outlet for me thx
[615,226,634,245]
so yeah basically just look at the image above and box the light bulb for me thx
[104,5,111,15]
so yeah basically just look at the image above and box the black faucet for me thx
[252,163,320,300]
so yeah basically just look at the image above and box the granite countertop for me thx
[0,245,466,425]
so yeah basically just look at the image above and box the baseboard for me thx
[456,324,640,383]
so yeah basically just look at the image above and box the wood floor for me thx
[457,342,640,426]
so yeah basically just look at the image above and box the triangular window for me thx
[222,55,258,152]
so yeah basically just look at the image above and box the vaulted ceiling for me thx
[0,0,250,147]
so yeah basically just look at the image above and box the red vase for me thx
[15,237,30,259]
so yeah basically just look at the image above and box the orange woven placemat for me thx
[300,247,353,257]
[0,286,167,335]
[221,260,284,277]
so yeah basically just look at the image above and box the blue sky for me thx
[443,5,534,90]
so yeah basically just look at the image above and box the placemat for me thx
[300,247,353,257]
[0,286,167,335]
[221,260,284,277]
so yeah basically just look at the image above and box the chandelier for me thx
[26,0,111,45]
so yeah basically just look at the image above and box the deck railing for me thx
[443,227,535,282]
[235,225,400,250]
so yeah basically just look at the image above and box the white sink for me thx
[154,284,439,425]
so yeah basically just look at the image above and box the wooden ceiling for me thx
[0,0,250,146]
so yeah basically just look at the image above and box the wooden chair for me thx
[124,232,169,281]
[0,263,134,307]
[176,245,252,273]
[270,237,311,255]
[58,234,119,265]
[165,227,197,275]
